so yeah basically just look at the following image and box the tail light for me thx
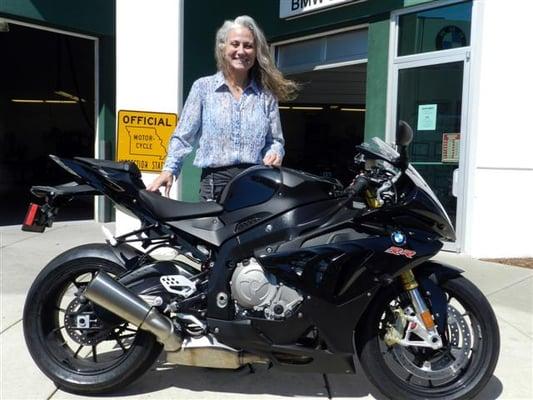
[22,203,53,232]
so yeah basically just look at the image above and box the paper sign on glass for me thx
[442,133,460,163]
[417,104,437,131]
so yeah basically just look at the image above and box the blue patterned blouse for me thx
[163,71,285,176]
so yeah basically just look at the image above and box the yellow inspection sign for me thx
[116,110,177,172]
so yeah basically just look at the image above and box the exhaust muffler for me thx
[84,271,182,351]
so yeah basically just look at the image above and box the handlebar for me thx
[345,168,403,208]
[344,175,369,198]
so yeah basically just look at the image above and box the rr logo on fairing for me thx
[385,246,417,259]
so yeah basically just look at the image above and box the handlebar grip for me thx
[346,176,369,197]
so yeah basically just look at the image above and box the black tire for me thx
[357,276,500,400]
[23,257,162,394]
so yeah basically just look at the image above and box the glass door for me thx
[395,56,469,251]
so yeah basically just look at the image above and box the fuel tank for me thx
[219,166,343,212]
[170,166,347,247]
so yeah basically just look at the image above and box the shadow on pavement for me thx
[110,359,503,399]
[113,360,371,398]
[473,375,504,400]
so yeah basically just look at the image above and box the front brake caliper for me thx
[384,308,407,346]
[392,271,444,350]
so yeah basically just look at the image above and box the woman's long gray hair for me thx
[215,15,298,102]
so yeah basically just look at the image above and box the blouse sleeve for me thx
[162,79,203,176]
[262,95,285,159]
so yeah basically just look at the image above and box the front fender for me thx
[414,260,464,284]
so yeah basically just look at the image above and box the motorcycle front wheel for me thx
[357,276,500,400]
[23,256,162,394]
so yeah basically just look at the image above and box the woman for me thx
[147,15,298,200]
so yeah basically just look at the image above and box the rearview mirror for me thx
[397,120,414,147]
[396,120,413,170]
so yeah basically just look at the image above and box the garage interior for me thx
[0,22,95,225]
[281,63,367,185]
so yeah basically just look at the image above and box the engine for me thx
[230,258,303,320]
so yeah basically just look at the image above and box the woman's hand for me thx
[263,152,282,167]
[146,171,174,196]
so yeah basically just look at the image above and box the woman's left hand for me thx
[263,153,282,167]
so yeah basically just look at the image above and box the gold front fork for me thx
[364,189,382,209]
[400,270,435,330]
[400,269,418,290]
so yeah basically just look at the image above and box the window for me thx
[276,29,368,74]
[398,1,472,56]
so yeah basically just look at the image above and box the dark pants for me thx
[200,164,253,202]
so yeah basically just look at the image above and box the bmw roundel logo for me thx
[391,231,407,246]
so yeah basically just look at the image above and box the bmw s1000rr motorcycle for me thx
[22,122,499,399]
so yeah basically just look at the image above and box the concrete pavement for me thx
[1,221,532,399]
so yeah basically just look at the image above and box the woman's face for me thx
[224,26,256,75]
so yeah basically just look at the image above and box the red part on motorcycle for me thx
[22,203,48,233]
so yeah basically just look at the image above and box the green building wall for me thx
[364,18,390,141]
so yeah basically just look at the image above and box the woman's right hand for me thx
[146,171,174,196]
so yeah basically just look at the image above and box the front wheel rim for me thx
[377,287,485,393]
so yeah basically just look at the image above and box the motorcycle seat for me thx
[138,190,224,221]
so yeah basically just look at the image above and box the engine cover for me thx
[230,258,302,319]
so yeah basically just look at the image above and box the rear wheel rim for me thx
[39,265,142,375]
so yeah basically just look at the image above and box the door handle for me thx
[452,169,459,198]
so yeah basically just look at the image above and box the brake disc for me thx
[391,304,472,380]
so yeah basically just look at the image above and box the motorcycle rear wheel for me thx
[23,257,162,394]
[357,276,500,400]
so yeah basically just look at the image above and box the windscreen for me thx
[357,137,400,163]
[406,165,455,236]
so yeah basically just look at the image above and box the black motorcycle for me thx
[22,122,499,399]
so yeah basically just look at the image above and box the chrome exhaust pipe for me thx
[84,271,182,351]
